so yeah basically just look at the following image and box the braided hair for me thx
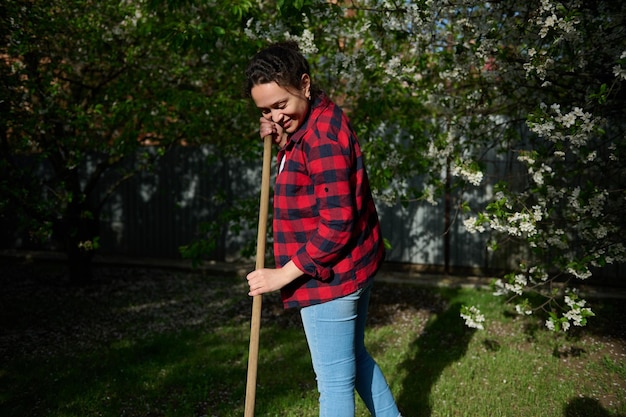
[245,41,320,99]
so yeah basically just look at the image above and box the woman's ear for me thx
[301,74,311,99]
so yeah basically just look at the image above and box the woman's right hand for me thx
[259,117,287,148]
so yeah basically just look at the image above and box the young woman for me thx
[245,41,402,417]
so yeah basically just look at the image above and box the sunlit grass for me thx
[0,264,624,416]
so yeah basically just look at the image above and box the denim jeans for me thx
[300,284,401,417]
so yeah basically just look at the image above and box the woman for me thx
[245,41,402,417]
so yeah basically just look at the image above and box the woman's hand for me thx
[259,117,287,148]
[246,261,303,296]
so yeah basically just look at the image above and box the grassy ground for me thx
[0,260,625,417]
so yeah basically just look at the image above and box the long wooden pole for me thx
[244,135,273,417]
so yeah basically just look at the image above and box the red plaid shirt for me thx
[274,94,385,309]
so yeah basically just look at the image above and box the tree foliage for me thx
[0,0,259,282]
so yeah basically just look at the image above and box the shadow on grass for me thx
[394,293,475,417]
[367,283,476,417]
[0,302,311,417]
[563,397,626,417]
[2,330,243,416]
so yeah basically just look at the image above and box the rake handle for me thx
[244,135,273,417]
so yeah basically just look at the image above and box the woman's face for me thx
[251,75,311,136]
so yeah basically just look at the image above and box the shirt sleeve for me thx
[291,121,357,281]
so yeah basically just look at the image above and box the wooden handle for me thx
[244,135,273,417]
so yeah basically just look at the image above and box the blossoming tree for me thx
[244,0,626,331]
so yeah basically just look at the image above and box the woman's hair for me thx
[245,41,320,98]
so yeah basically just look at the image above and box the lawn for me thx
[1,260,625,417]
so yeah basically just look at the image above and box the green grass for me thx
[1,262,625,416]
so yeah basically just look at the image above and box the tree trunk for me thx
[57,199,99,284]
[67,243,94,284]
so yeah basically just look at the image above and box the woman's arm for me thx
[246,260,304,296]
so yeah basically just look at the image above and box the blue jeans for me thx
[300,284,401,417]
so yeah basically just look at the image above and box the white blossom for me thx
[463,217,485,234]
[567,266,592,280]
[451,163,483,186]
[460,306,485,330]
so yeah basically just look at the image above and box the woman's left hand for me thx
[246,261,304,296]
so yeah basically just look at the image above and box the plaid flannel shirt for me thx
[274,93,385,309]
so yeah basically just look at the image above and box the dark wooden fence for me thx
[93,145,514,274]
[5,144,621,280]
